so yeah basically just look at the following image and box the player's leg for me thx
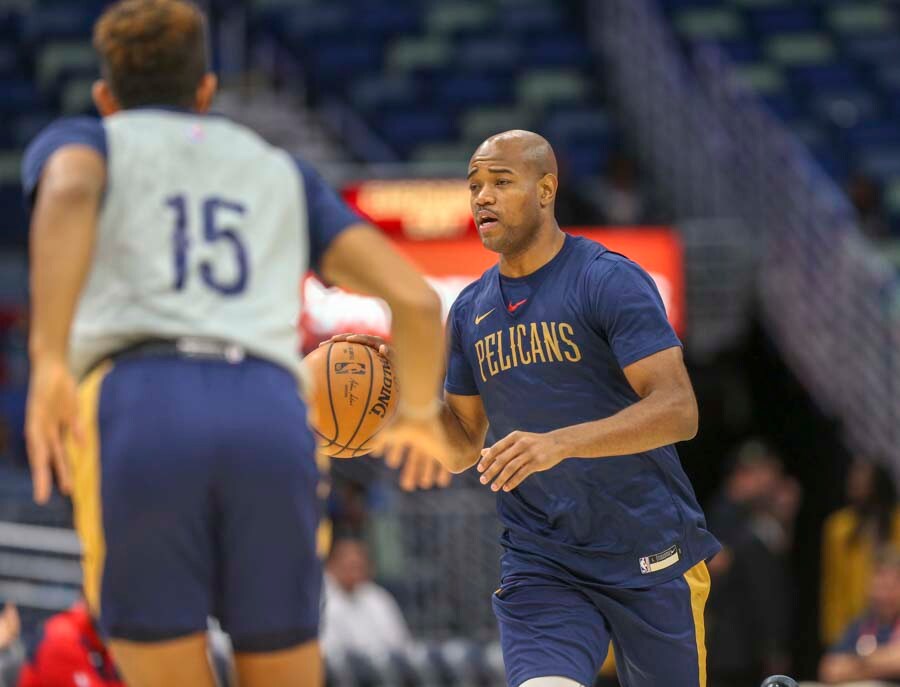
[69,359,220,687]
[491,576,610,687]
[234,640,322,687]
[600,561,711,687]
[215,359,324,687]
[108,634,217,687]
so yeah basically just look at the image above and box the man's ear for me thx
[538,173,558,208]
[92,80,120,117]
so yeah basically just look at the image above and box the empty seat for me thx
[435,74,513,108]
[520,35,592,69]
[748,7,819,34]
[60,77,96,115]
[37,42,96,91]
[842,35,900,65]
[411,141,474,165]
[387,37,451,72]
[517,69,590,107]
[350,74,416,114]
[461,106,537,146]
[859,148,900,179]
[733,63,787,94]
[455,36,519,72]
[765,33,836,65]
[827,3,894,36]
[811,89,882,126]
[788,63,861,92]
[542,107,612,147]
[500,2,566,34]
[378,111,456,157]
[426,2,493,35]
[673,7,744,40]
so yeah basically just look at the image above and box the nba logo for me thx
[639,557,651,574]
[335,362,366,375]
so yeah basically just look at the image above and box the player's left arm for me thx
[26,145,106,503]
[478,345,696,491]
[853,642,900,682]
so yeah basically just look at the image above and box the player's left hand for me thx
[478,430,567,492]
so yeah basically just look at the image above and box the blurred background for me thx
[1,0,900,685]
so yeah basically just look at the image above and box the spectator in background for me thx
[0,604,19,652]
[816,547,900,685]
[821,457,900,646]
[706,440,801,687]
[320,538,412,665]
[846,173,890,241]
[592,151,650,226]
[16,602,123,687]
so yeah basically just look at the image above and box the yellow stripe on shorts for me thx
[67,361,113,617]
[684,561,711,687]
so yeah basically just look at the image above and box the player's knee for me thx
[518,677,586,687]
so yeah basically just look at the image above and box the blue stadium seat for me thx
[811,88,882,126]
[858,147,900,179]
[350,74,417,114]
[454,36,520,72]
[558,144,608,179]
[22,6,98,42]
[842,35,900,65]
[502,3,566,34]
[281,5,353,42]
[716,38,762,64]
[378,111,456,157]
[520,36,593,69]
[844,120,900,149]
[349,2,421,36]
[748,7,820,34]
[542,107,612,148]
[0,81,42,115]
[788,63,861,92]
[434,74,513,108]
[309,40,384,82]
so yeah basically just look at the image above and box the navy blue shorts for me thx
[492,562,710,687]
[69,355,321,652]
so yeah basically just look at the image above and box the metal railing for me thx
[589,0,900,464]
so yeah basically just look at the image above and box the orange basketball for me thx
[303,341,398,458]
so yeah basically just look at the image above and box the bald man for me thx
[331,131,720,687]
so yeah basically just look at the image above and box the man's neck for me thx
[499,223,565,278]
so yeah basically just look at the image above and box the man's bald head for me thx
[471,130,558,180]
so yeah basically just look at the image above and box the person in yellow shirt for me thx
[821,458,900,645]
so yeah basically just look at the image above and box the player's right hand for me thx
[25,358,80,504]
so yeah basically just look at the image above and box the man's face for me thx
[327,541,370,593]
[467,140,544,255]
[870,564,900,618]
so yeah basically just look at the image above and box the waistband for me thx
[109,337,252,365]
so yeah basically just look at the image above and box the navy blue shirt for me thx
[21,114,358,271]
[831,613,900,655]
[446,234,720,587]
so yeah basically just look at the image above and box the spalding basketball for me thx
[303,341,398,458]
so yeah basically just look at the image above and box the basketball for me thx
[304,341,398,458]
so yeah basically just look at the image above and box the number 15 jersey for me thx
[22,109,360,379]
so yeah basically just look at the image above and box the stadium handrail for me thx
[588,0,900,464]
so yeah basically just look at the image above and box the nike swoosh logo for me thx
[474,308,495,325]
[508,298,528,312]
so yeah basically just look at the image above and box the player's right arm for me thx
[318,226,452,488]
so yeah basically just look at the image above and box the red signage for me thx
[299,227,684,352]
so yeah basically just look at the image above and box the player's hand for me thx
[478,430,567,492]
[321,333,393,361]
[374,414,453,491]
[25,358,81,504]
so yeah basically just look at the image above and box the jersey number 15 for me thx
[165,194,248,296]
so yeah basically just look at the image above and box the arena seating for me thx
[659,0,900,232]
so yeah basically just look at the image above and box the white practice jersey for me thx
[23,109,359,379]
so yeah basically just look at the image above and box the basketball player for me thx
[22,1,449,685]
[331,130,721,687]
